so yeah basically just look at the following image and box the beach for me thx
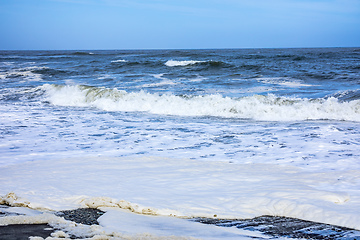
[1,48,360,239]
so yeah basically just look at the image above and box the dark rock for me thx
[0,206,105,239]
[194,215,360,239]
[0,224,53,240]
[56,208,105,225]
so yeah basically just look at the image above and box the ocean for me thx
[1,48,360,239]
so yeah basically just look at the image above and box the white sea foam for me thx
[41,84,360,121]
[110,59,127,63]
[2,97,359,172]
[138,74,179,87]
[0,66,45,82]
[0,61,15,67]
[257,77,315,87]
[165,60,205,67]
[99,208,268,239]
[0,156,359,232]
[0,206,259,239]
[141,80,178,88]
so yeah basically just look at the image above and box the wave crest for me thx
[111,59,128,63]
[164,59,228,67]
[41,84,360,121]
[165,60,205,67]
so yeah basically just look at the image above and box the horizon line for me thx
[1,46,359,51]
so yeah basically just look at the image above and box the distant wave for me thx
[0,66,46,82]
[31,67,68,76]
[111,59,128,63]
[71,51,95,56]
[165,60,205,67]
[41,84,360,122]
[165,60,228,67]
[1,66,70,80]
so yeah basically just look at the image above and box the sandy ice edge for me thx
[1,156,360,233]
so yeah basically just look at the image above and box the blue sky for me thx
[0,0,359,50]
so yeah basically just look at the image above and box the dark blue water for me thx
[1,48,360,98]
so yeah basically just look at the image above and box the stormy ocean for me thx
[1,48,360,239]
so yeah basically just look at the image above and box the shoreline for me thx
[1,206,360,239]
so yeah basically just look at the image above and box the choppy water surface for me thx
[1,48,359,169]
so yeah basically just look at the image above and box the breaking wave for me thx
[0,66,46,82]
[165,60,228,67]
[111,59,128,63]
[41,84,360,121]
[165,60,205,67]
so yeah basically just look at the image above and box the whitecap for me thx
[111,59,128,63]
[165,60,205,67]
[1,66,46,82]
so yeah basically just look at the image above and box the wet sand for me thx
[195,216,360,239]
[0,224,53,240]
[0,207,104,240]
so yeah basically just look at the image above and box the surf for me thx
[41,84,360,122]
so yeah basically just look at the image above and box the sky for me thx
[0,0,359,50]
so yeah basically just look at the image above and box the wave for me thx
[330,89,360,102]
[165,60,205,67]
[165,60,228,67]
[71,51,95,56]
[257,77,315,87]
[111,59,128,63]
[31,67,68,76]
[0,66,46,82]
[41,84,360,121]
